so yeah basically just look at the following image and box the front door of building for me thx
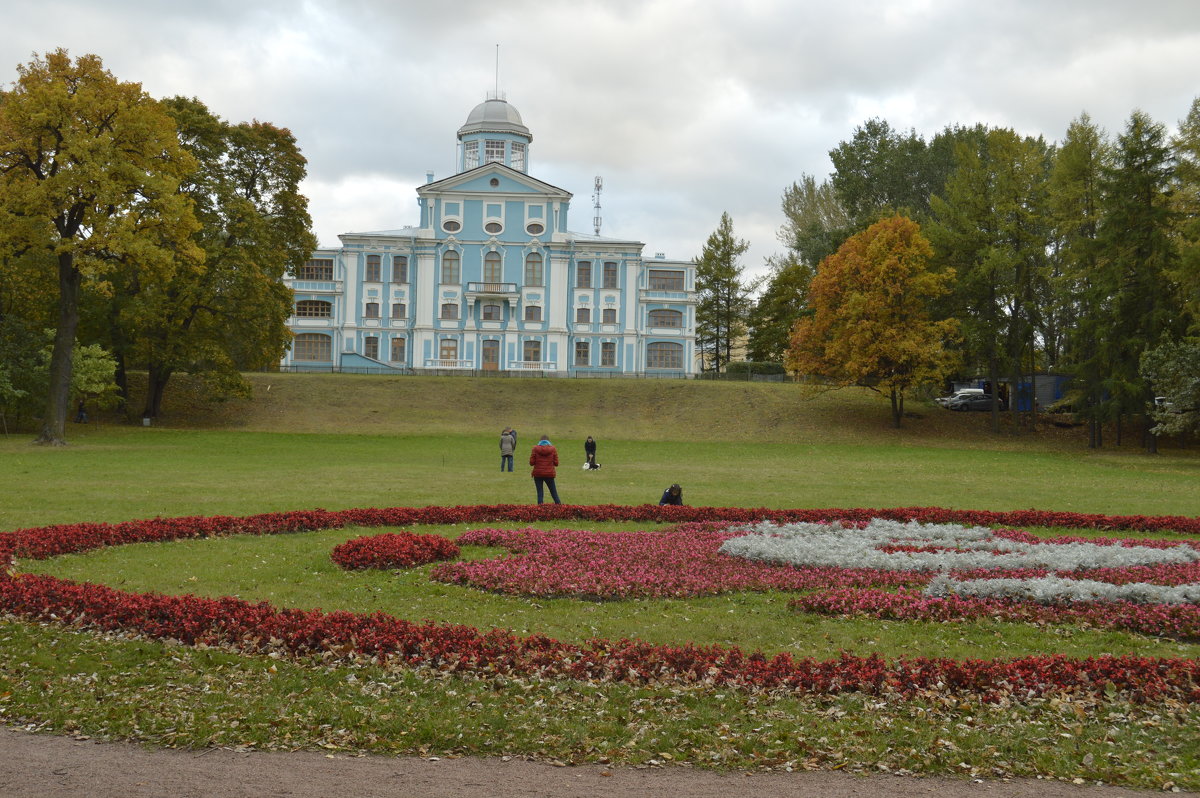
[481,340,499,371]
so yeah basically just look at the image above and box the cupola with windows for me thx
[457,93,532,174]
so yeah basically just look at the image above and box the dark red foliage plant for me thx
[331,531,459,570]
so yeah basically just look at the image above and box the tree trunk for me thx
[143,364,173,420]
[35,253,80,446]
[889,388,903,428]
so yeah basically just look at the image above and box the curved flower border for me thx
[2,504,1200,703]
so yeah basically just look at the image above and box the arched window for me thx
[293,333,332,361]
[524,252,543,286]
[441,250,460,283]
[365,255,381,282]
[483,251,503,283]
[482,303,502,321]
[603,261,618,288]
[575,307,590,324]
[295,300,332,318]
[391,303,406,320]
[576,261,592,288]
[648,309,683,328]
[364,302,380,318]
[602,308,617,324]
[440,303,459,320]
[524,305,542,322]
[646,341,683,369]
[392,255,408,283]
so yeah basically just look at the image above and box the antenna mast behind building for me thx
[593,176,603,236]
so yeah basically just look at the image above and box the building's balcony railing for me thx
[509,360,557,371]
[466,281,519,295]
[639,288,695,303]
[424,358,473,369]
[289,280,343,293]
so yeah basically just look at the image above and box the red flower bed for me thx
[331,532,459,570]
[3,504,1200,703]
[792,588,1200,641]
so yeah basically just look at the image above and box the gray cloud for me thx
[4,0,1200,277]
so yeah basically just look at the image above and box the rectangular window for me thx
[511,142,526,171]
[524,305,542,322]
[649,269,684,291]
[602,308,616,324]
[364,302,380,318]
[485,140,504,163]
[295,300,332,318]
[440,303,459,320]
[298,259,333,280]
[463,141,479,169]
[365,255,381,282]
[482,304,501,321]
[603,261,618,288]
[391,303,406,320]
[576,261,592,288]
[392,255,408,283]
[364,336,379,359]
[574,341,589,367]
[601,342,616,367]
[523,340,541,363]
[439,339,458,360]
[390,337,406,363]
[293,333,331,361]
[524,253,543,286]
[575,307,590,324]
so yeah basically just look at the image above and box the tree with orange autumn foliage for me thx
[786,215,959,427]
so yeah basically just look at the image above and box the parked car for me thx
[947,393,996,411]
[936,388,985,407]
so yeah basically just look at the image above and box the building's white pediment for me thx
[419,163,572,200]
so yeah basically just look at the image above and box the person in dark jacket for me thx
[659,484,683,506]
[499,428,516,472]
[529,435,561,504]
[584,435,599,469]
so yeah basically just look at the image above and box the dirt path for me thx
[0,726,1165,798]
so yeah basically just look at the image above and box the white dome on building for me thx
[458,97,532,140]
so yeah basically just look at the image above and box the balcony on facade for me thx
[290,279,344,294]
[465,281,519,298]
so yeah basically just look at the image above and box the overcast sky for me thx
[5,1,1200,282]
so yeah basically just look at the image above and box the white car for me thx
[936,388,985,407]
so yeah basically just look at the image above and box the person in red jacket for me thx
[529,435,561,505]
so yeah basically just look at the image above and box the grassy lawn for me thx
[2,374,1199,788]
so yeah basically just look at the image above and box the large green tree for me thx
[1171,97,1200,334]
[694,212,754,373]
[1095,110,1182,452]
[107,97,317,418]
[786,215,959,427]
[1048,114,1111,447]
[0,50,198,444]
[746,253,814,364]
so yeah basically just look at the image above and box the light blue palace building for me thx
[281,95,698,376]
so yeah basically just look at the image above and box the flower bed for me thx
[3,504,1200,703]
[331,531,459,570]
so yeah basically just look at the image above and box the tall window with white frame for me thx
[484,140,504,163]
[439,339,458,362]
[523,340,541,364]
[524,252,543,286]
[524,305,542,322]
[482,303,502,321]
[364,336,379,360]
[391,303,406,320]
[602,307,616,324]
[601,341,616,367]
[511,142,526,171]
[483,251,503,283]
[440,303,459,320]
[441,250,460,284]
[574,341,589,367]
[464,141,479,169]
[365,302,380,319]
[575,307,590,324]
[365,255,381,282]
[390,337,406,364]
[576,261,592,288]
[603,261,618,288]
[392,255,408,283]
